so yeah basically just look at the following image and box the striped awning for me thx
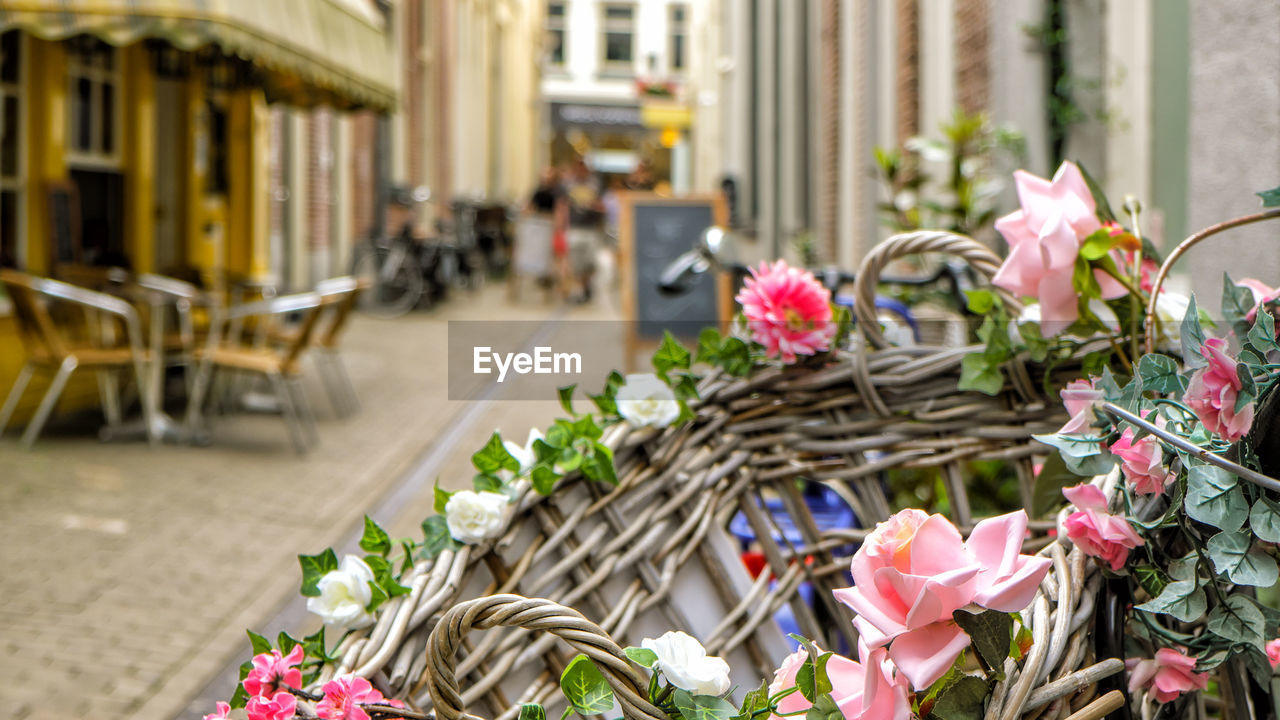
[0,0,397,111]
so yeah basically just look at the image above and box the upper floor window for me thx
[547,2,567,68]
[601,4,634,72]
[66,36,121,167]
[669,4,687,72]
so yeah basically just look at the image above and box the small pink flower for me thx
[1237,278,1280,323]
[1266,638,1280,669]
[317,675,400,720]
[735,260,835,363]
[1059,378,1103,435]
[1109,428,1174,495]
[1185,337,1254,443]
[1126,647,1208,703]
[1062,484,1144,571]
[993,161,1126,336]
[244,645,305,697]
[769,644,911,720]
[245,691,297,720]
[204,702,232,720]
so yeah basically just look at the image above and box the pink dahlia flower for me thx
[317,675,401,720]
[245,691,297,720]
[769,644,910,720]
[1110,428,1174,495]
[243,645,304,697]
[736,260,834,363]
[1062,484,1143,571]
[1126,647,1208,703]
[992,161,1126,336]
[1185,337,1254,443]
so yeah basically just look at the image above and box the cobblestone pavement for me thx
[0,283,625,720]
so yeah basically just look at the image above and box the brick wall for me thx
[896,0,920,141]
[955,0,990,115]
[308,108,333,252]
[349,111,377,241]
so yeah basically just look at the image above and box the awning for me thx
[0,0,397,111]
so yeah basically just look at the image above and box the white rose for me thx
[616,373,680,428]
[1086,298,1121,332]
[503,428,543,475]
[642,631,731,696]
[1153,291,1191,352]
[445,490,509,544]
[306,555,376,629]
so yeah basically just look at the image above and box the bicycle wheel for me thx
[353,244,424,318]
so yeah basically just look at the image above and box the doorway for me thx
[153,78,185,273]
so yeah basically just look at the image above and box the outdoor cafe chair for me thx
[268,276,364,417]
[184,291,325,454]
[0,269,153,448]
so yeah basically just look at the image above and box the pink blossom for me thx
[1109,428,1174,495]
[1059,378,1103,435]
[833,509,1049,690]
[204,702,232,720]
[1126,647,1208,703]
[1266,638,1280,669]
[1184,337,1254,442]
[317,675,401,720]
[1062,484,1144,571]
[769,644,910,720]
[243,645,305,697]
[245,691,297,720]
[1237,278,1280,323]
[735,260,835,363]
[993,161,1127,336]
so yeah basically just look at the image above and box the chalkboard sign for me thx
[618,193,727,365]
[47,180,80,266]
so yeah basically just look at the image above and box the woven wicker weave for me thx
[311,231,1126,720]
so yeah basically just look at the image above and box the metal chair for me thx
[184,292,325,454]
[0,269,153,448]
[133,272,212,397]
[269,276,364,417]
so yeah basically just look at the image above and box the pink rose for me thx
[1062,484,1143,571]
[1266,638,1280,669]
[317,674,400,720]
[1109,428,1174,495]
[1236,278,1280,323]
[245,691,297,720]
[1126,647,1208,703]
[1184,337,1254,443]
[243,645,305,698]
[992,161,1126,336]
[204,702,232,720]
[966,511,1053,612]
[1059,378,1103,435]
[769,644,910,720]
[735,260,835,363]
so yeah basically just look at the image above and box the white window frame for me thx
[546,1,568,69]
[0,30,26,272]
[599,2,636,74]
[65,38,123,169]
[669,3,688,74]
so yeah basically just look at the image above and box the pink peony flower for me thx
[833,509,1050,690]
[1062,484,1144,571]
[243,645,305,698]
[1059,378,1104,435]
[245,691,297,720]
[1185,337,1254,443]
[1266,638,1280,669]
[204,702,232,720]
[1126,647,1209,703]
[1237,278,1280,323]
[769,644,911,720]
[1109,428,1174,495]
[316,674,401,720]
[992,161,1127,336]
[735,260,835,363]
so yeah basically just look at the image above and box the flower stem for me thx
[1127,204,1145,361]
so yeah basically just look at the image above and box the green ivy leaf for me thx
[804,695,842,720]
[359,515,392,556]
[365,555,411,598]
[952,609,1012,676]
[277,631,300,656]
[1180,295,1208,369]
[1207,530,1279,587]
[1135,577,1207,623]
[1184,464,1249,533]
[965,289,996,314]
[734,680,771,720]
[624,647,658,668]
[302,626,332,664]
[589,391,618,416]
[1137,354,1188,395]
[927,674,990,720]
[1248,307,1279,355]
[959,354,1004,396]
[472,432,520,475]
[1257,185,1280,208]
[1207,595,1266,651]
[1077,161,1118,223]
[558,385,578,416]
[1032,433,1115,476]
[795,652,833,703]
[530,465,561,495]
[1031,451,1080,517]
[1072,255,1102,299]
[719,337,753,376]
[298,548,339,597]
[560,654,615,716]
[1223,273,1257,327]
[673,690,737,720]
[434,483,454,515]
[1079,228,1117,260]
[1250,497,1280,542]
[366,578,389,613]
[247,629,273,656]
[653,331,693,381]
[473,474,503,493]
[230,660,253,708]
[695,327,724,364]
[419,515,459,558]
[1236,363,1258,413]
[518,704,547,720]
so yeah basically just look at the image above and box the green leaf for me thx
[277,631,300,656]
[420,515,459,558]
[965,289,996,314]
[804,695,842,720]
[795,652,833,703]
[572,413,604,440]
[1079,228,1117,260]
[230,660,253,708]
[298,548,339,597]
[1248,307,1279,355]
[365,555,410,597]
[1137,354,1188,395]
[653,331,692,380]
[560,654,615,716]
[558,385,578,416]
[1180,295,1208,369]
[1236,363,1258,413]
[624,647,658,668]
[530,465,561,495]
[952,609,1012,675]
[1184,464,1249,532]
[959,353,1004,396]
[1207,595,1266,651]
[359,515,392,556]
[673,690,736,720]
[591,442,617,485]
[1072,255,1102,299]
[472,432,520,475]
[1032,451,1080,517]
[734,680,771,720]
[1257,185,1280,208]
[1250,497,1280,542]
[366,578,389,613]
[719,338,753,376]
[927,674,990,720]
[1076,161,1118,223]
[1223,273,1257,326]
[1032,433,1115,476]
[519,704,547,720]
[473,474,503,493]
[1135,578,1207,622]
[247,629,273,656]
[695,327,724,364]
[589,392,618,416]
[434,483,453,515]
[302,626,332,663]
[1207,530,1279,587]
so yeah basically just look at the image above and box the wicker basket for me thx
[311,231,1128,720]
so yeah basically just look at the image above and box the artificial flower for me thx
[306,555,377,629]
[1266,638,1280,669]
[992,161,1126,336]
[1151,291,1191,352]
[316,674,401,720]
[243,645,304,697]
[1058,378,1103,435]
[245,691,297,720]
[1062,484,1144,571]
[735,260,835,363]
[769,644,911,720]
[966,510,1053,612]
[1237,278,1280,323]
[1126,647,1208,703]
[642,631,731,696]
[1109,428,1174,495]
[616,373,681,428]
[502,428,543,475]
[203,702,232,720]
[444,490,509,544]
[1185,337,1254,443]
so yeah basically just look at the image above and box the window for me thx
[0,31,23,268]
[601,4,634,71]
[669,4,687,72]
[547,2,566,67]
[66,36,121,167]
